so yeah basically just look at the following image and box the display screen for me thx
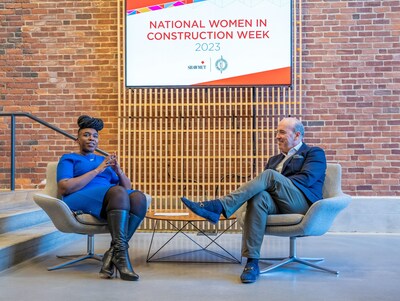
[125,0,292,87]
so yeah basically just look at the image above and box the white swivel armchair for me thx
[236,163,351,275]
[33,162,151,271]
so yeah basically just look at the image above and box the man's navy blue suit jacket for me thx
[265,143,327,203]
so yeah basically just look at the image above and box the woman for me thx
[57,115,148,281]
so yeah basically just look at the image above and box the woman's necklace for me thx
[80,152,95,161]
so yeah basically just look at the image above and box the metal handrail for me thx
[0,112,109,190]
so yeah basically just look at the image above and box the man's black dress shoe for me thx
[240,261,260,283]
[180,197,222,224]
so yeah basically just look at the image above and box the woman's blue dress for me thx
[57,153,135,219]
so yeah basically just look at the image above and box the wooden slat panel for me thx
[117,1,302,231]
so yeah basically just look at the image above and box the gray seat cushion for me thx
[74,212,108,226]
[267,214,304,226]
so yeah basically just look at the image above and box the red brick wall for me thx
[1,0,399,196]
[300,1,400,196]
[0,0,120,188]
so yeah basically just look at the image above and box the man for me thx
[181,117,327,283]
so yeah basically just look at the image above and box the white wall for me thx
[331,197,400,233]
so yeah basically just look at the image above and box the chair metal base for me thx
[259,237,338,275]
[48,234,103,271]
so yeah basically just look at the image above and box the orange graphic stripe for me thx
[194,67,291,86]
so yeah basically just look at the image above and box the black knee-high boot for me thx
[127,213,144,241]
[99,243,114,278]
[107,209,139,281]
[100,213,143,278]
[99,213,143,278]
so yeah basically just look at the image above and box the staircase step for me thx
[0,190,81,272]
[0,207,50,234]
[0,222,79,272]
[0,190,38,210]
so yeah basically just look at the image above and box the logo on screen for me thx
[215,56,228,74]
[188,61,207,70]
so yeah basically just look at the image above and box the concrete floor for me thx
[0,232,399,301]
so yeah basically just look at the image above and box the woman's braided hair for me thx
[77,115,104,132]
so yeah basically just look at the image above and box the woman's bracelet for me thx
[93,169,100,174]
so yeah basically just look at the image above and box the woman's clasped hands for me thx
[95,152,122,174]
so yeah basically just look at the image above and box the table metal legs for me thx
[146,220,241,263]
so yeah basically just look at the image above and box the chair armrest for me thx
[144,193,152,210]
[299,193,352,236]
[235,193,351,236]
[33,193,108,235]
